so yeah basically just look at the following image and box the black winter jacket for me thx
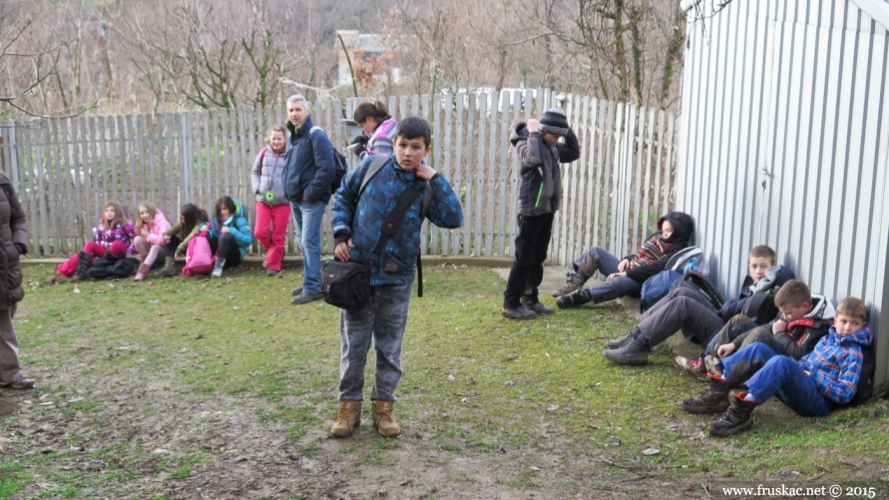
[717,265,796,320]
[623,212,694,283]
[510,122,580,217]
[282,116,336,204]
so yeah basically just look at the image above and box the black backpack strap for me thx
[415,180,433,298]
[370,180,423,263]
[359,155,390,197]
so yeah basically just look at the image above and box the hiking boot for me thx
[522,296,554,315]
[1,378,35,390]
[69,251,92,283]
[372,400,401,437]
[330,400,362,438]
[603,336,650,365]
[291,291,323,305]
[675,355,708,381]
[704,354,722,375]
[134,263,151,281]
[155,256,178,278]
[501,305,537,320]
[266,268,280,277]
[551,273,587,297]
[555,289,591,309]
[605,326,643,349]
[709,392,757,437]
[681,376,730,414]
[211,258,226,278]
[291,286,303,296]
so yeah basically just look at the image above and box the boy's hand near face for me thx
[414,163,436,181]
[527,119,540,133]
[772,320,787,334]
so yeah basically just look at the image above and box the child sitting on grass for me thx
[604,245,793,366]
[554,212,694,309]
[682,297,872,437]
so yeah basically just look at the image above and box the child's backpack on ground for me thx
[639,246,705,313]
[309,126,348,195]
[672,271,725,310]
[842,343,877,407]
[671,271,725,342]
[182,229,215,276]
[86,255,140,279]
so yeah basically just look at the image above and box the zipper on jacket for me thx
[535,182,544,207]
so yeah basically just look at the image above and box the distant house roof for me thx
[356,34,384,54]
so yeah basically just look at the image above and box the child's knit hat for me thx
[539,108,570,136]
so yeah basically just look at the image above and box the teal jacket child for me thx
[207,199,253,259]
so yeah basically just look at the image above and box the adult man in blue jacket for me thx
[282,94,336,305]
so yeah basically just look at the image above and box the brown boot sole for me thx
[373,424,401,437]
[331,421,360,438]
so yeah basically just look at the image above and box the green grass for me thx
[3,264,889,497]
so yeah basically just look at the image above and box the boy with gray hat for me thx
[502,108,580,319]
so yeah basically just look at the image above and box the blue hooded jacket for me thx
[282,115,336,204]
[331,154,463,286]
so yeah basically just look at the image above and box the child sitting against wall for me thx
[553,212,694,309]
[133,201,172,281]
[603,245,794,366]
[683,297,871,437]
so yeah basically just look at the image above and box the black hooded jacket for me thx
[624,212,694,284]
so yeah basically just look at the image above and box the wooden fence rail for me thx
[0,90,679,268]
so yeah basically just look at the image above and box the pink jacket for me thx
[140,210,172,246]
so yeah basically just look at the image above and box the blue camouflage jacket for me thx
[331,154,463,286]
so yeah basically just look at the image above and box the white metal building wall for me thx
[678,0,889,389]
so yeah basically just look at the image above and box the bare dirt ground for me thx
[3,265,887,500]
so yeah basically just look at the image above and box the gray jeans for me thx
[338,283,413,402]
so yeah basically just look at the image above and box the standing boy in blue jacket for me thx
[329,117,463,438]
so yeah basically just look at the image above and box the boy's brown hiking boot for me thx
[522,296,555,315]
[330,400,361,438]
[681,376,730,414]
[372,400,401,437]
[709,392,757,437]
[551,273,587,297]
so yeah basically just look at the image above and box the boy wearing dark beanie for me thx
[502,108,580,319]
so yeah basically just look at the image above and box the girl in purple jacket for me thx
[57,201,138,282]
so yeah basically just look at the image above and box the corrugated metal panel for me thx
[680,0,889,389]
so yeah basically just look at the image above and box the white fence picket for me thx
[1,93,677,262]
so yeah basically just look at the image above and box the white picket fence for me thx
[0,90,679,265]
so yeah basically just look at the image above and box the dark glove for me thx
[14,243,25,256]
[350,135,369,157]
